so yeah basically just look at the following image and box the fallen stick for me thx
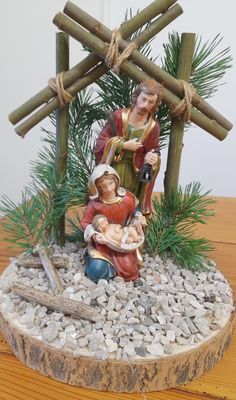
[12,282,97,322]
[15,254,69,269]
[36,244,64,295]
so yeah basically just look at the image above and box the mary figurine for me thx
[81,165,146,283]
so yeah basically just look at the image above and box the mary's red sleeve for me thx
[80,202,96,230]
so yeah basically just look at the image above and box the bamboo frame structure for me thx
[64,0,232,132]
[13,4,183,137]
[9,0,178,126]
[9,0,233,142]
[52,13,229,141]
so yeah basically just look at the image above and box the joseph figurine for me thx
[94,79,163,215]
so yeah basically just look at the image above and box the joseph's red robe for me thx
[94,108,160,215]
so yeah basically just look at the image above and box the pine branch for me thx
[66,211,85,243]
[146,182,215,271]
[0,192,49,253]
[162,31,232,99]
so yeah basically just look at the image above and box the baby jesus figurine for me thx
[92,214,143,248]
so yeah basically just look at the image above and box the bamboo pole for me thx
[12,282,98,322]
[164,33,196,196]
[64,1,232,132]
[52,13,229,141]
[9,0,177,126]
[14,5,181,137]
[64,1,182,52]
[55,32,69,246]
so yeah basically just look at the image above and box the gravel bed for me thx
[0,243,234,360]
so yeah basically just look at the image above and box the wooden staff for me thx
[52,13,229,141]
[164,33,196,195]
[12,282,97,322]
[9,0,178,126]
[64,0,232,132]
[14,5,182,137]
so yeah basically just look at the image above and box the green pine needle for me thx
[162,32,232,99]
[1,192,49,253]
[146,182,215,271]
[66,211,85,244]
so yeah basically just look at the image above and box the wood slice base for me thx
[0,263,235,392]
[0,308,235,392]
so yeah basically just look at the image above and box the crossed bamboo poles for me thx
[8,0,232,140]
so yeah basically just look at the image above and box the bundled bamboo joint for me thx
[48,72,74,108]
[170,80,196,123]
[105,29,138,74]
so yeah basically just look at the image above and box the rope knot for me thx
[105,29,137,74]
[48,72,74,108]
[170,80,196,123]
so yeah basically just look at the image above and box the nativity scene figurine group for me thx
[81,79,162,284]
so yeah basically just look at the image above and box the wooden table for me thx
[0,196,235,400]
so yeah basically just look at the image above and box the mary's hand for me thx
[93,233,109,245]
[135,214,147,226]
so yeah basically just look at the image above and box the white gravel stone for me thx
[95,349,109,360]
[65,324,76,333]
[164,343,174,354]
[123,342,136,357]
[42,323,59,342]
[166,330,175,342]
[78,337,89,347]
[105,339,118,353]
[156,315,166,325]
[147,343,164,357]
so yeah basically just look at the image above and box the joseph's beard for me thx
[137,108,148,115]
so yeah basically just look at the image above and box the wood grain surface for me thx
[0,196,235,400]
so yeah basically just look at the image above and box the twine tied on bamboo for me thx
[170,80,196,123]
[105,29,137,74]
[48,72,74,108]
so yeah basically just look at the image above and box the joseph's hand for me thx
[144,150,158,166]
[123,139,143,152]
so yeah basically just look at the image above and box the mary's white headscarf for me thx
[88,164,125,200]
